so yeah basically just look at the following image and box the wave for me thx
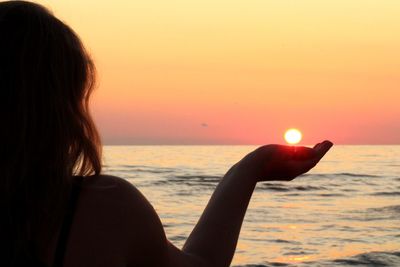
[367,205,400,214]
[370,192,400,196]
[233,251,400,267]
[336,172,380,178]
[316,193,346,197]
[234,264,289,267]
[105,164,177,174]
[258,183,327,192]
[133,168,176,174]
[152,174,222,188]
[329,251,400,266]
[173,174,221,181]
[278,193,346,197]
[268,239,302,245]
[170,235,186,242]
[304,173,380,178]
[344,205,400,221]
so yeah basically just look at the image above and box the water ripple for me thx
[330,251,400,266]
[304,173,380,178]
[259,184,327,192]
[234,251,400,267]
[371,192,400,196]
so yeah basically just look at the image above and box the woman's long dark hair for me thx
[0,1,102,264]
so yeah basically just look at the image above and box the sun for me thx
[284,128,302,145]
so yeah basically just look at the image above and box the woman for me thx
[0,1,333,267]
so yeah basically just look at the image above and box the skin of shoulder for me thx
[65,174,169,267]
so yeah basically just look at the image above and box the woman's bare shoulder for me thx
[68,174,168,266]
[78,174,164,230]
[81,174,136,190]
[78,174,139,207]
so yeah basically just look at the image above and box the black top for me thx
[51,176,83,267]
[13,177,83,267]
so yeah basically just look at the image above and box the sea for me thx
[102,145,400,267]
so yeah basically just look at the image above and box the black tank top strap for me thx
[52,176,84,267]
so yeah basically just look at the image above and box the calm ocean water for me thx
[103,145,400,266]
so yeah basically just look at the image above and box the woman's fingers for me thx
[313,142,322,149]
[292,141,333,161]
[314,140,333,160]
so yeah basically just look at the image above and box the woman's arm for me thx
[126,141,332,267]
[181,141,333,267]
[181,163,256,267]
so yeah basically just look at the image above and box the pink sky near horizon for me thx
[39,0,400,145]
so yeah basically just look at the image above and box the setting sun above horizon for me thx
[44,0,400,145]
[284,129,302,145]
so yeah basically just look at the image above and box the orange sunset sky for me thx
[38,0,399,145]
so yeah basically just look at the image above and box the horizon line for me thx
[101,143,400,146]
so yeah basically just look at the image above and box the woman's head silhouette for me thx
[0,1,101,263]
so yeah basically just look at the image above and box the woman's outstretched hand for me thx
[233,140,333,182]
